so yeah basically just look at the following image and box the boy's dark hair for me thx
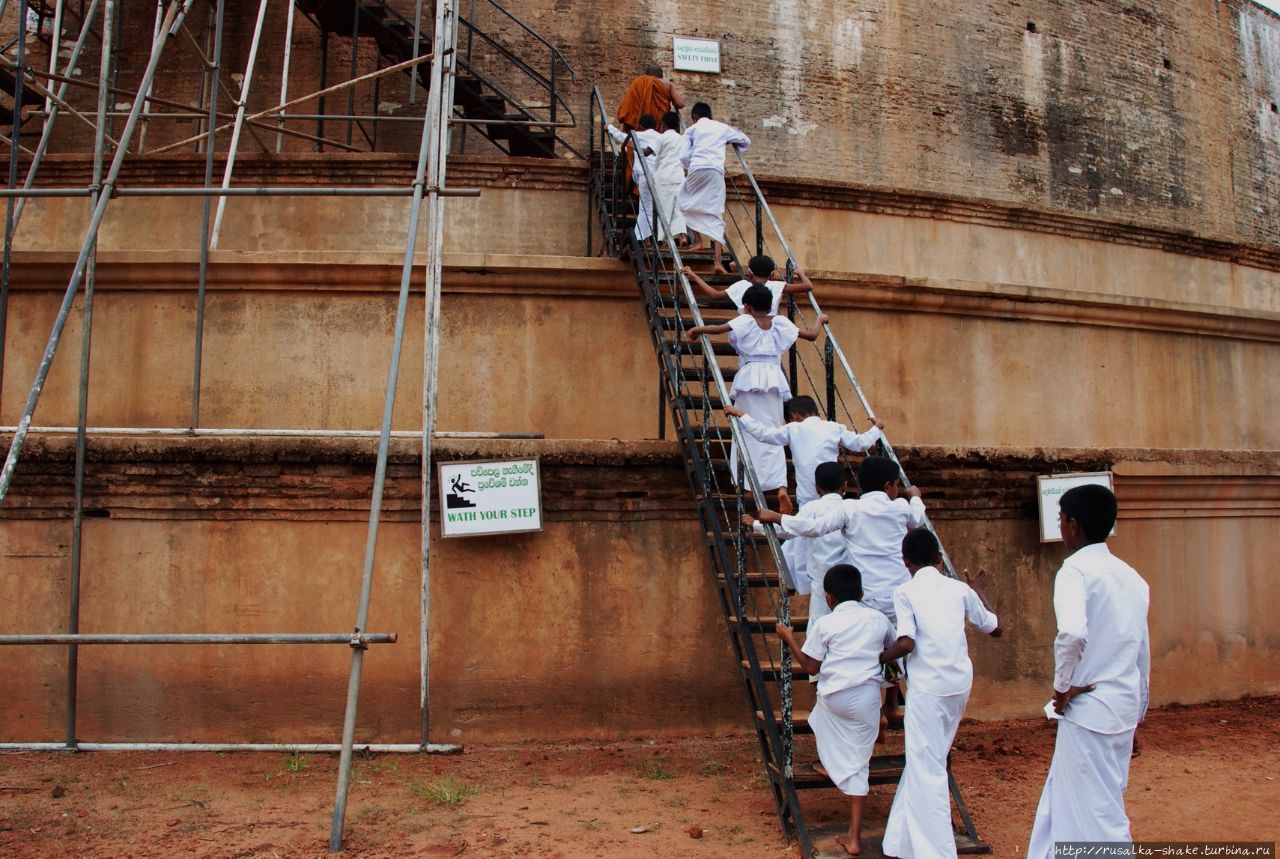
[748,255,775,278]
[815,461,848,494]
[691,101,712,119]
[661,110,680,132]
[857,455,900,494]
[784,395,819,419]
[741,283,773,313]
[901,527,941,567]
[1059,484,1117,542]
[823,564,864,604]
[638,113,657,130]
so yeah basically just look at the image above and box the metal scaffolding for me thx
[0,0,475,851]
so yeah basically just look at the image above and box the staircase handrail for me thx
[730,148,960,579]
[470,0,575,82]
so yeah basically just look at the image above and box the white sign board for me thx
[1036,471,1115,543]
[673,36,721,74]
[438,459,543,538]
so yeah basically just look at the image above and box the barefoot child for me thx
[678,102,751,274]
[726,395,884,600]
[879,528,1002,859]
[777,564,895,857]
[686,285,827,502]
[682,254,813,316]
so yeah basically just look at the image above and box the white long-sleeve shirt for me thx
[735,414,884,505]
[1052,542,1150,734]
[777,491,926,602]
[681,117,751,173]
[606,124,660,186]
[893,566,999,697]
[650,129,688,187]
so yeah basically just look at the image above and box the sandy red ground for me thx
[0,696,1276,858]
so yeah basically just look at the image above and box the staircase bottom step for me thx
[766,753,905,789]
[803,821,991,858]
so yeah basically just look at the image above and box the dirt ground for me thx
[0,697,1276,858]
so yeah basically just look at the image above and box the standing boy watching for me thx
[682,255,813,316]
[879,528,1002,859]
[1027,484,1150,858]
[776,564,895,858]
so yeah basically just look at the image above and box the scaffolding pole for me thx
[0,0,195,508]
[150,51,435,155]
[326,4,457,848]
[11,0,105,229]
[0,0,29,408]
[420,0,459,755]
[208,0,269,251]
[276,0,296,152]
[65,0,115,751]
[190,0,225,429]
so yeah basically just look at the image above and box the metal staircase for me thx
[588,87,988,858]
[296,0,580,157]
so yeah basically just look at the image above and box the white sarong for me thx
[653,178,686,243]
[811,682,881,796]
[1027,719,1135,859]
[883,689,970,859]
[678,167,726,244]
[730,390,787,492]
[634,175,655,243]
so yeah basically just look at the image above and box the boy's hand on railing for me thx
[680,265,693,275]
[723,404,745,418]
[870,417,885,430]
[903,485,922,500]
[816,312,830,326]
[686,329,701,342]
[740,513,756,529]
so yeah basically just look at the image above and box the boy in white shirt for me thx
[776,564,895,858]
[879,528,1002,859]
[677,101,751,274]
[1027,484,1150,858]
[682,255,813,316]
[728,396,884,599]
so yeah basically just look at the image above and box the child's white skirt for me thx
[811,681,881,797]
[729,386,787,492]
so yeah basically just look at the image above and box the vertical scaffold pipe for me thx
[0,0,195,508]
[190,0,226,429]
[419,0,459,756]
[326,0,457,851]
[65,0,115,751]
[0,0,29,405]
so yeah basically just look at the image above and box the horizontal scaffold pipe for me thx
[0,742,462,753]
[0,187,482,198]
[0,633,398,645]
[0,426,545,439]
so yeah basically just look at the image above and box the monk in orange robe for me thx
[616,65,685,131]
[615,66,686,200]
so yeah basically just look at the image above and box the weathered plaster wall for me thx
[7,1,1280,248]
[2,438,1276,742]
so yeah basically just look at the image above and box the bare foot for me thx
[811,761,829,779]
[777,489,794,516]
[835,833,862,857]
[712,264,729,275]
[877,712,888,745]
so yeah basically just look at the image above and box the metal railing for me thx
[588,85,814,853]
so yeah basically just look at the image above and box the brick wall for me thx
[4,1,1279,246]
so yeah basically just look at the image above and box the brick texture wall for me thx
[5,1,1279,248]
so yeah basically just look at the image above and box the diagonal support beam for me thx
[0,0,196,507]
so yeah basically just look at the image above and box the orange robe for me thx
[617,75,672,131]
[616,75,673,196]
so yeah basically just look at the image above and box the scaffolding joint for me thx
[348,628,368,651]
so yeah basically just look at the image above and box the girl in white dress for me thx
[686,284,827,502]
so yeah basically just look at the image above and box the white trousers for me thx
[1027,719,1134,859]
[811,682,882,797]
[882,688,970,859]
[678,167,726,244]
[729,390,787,492]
